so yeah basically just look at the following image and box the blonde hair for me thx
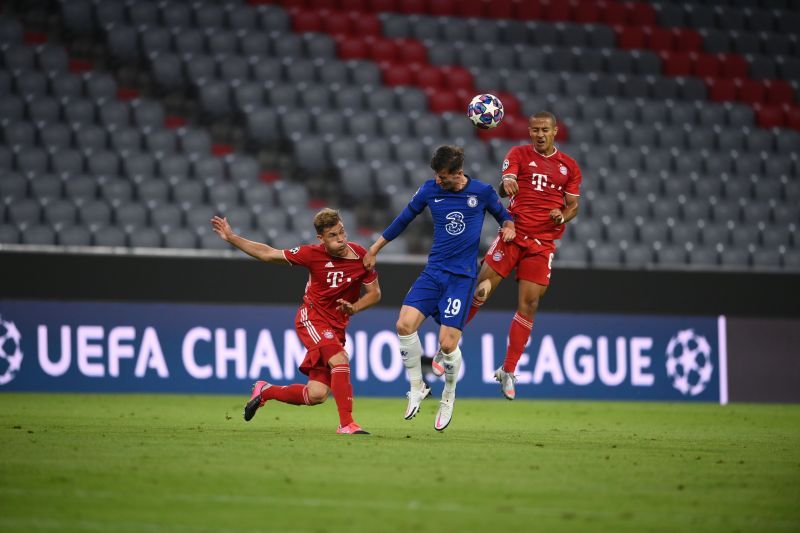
[313,208,342,235]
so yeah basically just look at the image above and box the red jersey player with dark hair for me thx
[211,208,381,434]
[440,111,581,400]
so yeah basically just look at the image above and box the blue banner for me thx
[0,300,727,403]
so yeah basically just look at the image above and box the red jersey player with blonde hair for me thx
[443,111,582,400]
[211,208,381,434]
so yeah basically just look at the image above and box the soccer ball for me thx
[0,316,23,386]
[467,93,504,129]
[665,329,713,396]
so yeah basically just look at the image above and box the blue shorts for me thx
[402,268,476,330]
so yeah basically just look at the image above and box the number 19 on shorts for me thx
[444,298,461,317]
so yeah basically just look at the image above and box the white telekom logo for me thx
[326,271,344,287]
[531,173,549,191]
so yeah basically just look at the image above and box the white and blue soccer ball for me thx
[665,329,713,396]
[467,93,504,129]
[0,316,23,386]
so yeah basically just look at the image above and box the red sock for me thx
[330,364,354,427]
[503,312,533,373]
[465,296,483,325]
[261,384,309,405]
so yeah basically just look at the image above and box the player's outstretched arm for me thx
[336,279,382,316]
[210,216,288,264]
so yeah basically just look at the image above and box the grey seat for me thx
[184,204,215,231]
[80,200,112,228]
[329,138,359,164]
[720,246,750,268]
[280,109,313,138]
[15,71,48,98]
[361,138,392,162]
[106,25,138,62]
[39,123,73,151]
[340,162,374,197]
[656,244,687,266]
[150,203,183,230]
[193,157,224,181]
[110,127,142,155]
[98,100,130,128]
[199,81,231,119]
[241,182,274,208]
[27,97,61,123]
[251,57,283,83]
[0,221,20,243]
[74,125,107,152]
[227,156,260,183]
[3,122,35,148]
[395,87,427,113]
[58,225,91,246]
[688,244,719,267]
[87,151,120,177]
[99,178,133,203]
[623,243,653,267]
[131,100,164,130]
[8,198,42,225]
[129,227,162,247]
[84,72,118,102]
[0,95,25,122]
[144,129,176,157]
[365,88,396,111]
[17,147,49,175]
[207,31,238,56]
[150,53,184,90]
[218,205,253,230]
[61,97,97,128]
[64,176,97,201]
[115,202,147,229]
[164,228,197,249]
[208,182,239,206]
[255,209,288,232]
[94,226,127,247]
[159,154,190,179]
[22,224,56,245]
[180,128,211,156]
[591,243,621,267]
[49,72,83,98]
[42,198,77,227]
[137,179,169,205]
[246,108,280,144]
[30,175,63,200]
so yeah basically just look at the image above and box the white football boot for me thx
[494,366,517,400]
[404,382,432,420]
[434,391,455,431]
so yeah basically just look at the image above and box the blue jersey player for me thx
[364,145,515,431]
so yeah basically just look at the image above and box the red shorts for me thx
[295,305,346,388]
[483,235,556,286]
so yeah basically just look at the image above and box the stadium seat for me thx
[94,226,127,247]
[73,125,108,154]
[58,225,91,246]
[128,227,162,248]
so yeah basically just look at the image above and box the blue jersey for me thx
[383,176,512,278]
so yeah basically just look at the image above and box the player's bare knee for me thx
[396,320,416,336]
[307,389,328,405]
[306,383,329,404]
[520,296,540,316]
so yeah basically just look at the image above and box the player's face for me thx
[318,222,348,257]
[435,169,465,191]
[529,117,557,156]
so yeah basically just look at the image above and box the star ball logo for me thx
[665,329,714,396]
[0,315,23,385]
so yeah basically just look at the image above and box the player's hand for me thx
[501,225,515,242]
[211,216,234,241]
[502,177,519,196]
[336,299,357,316]
[549,209,565,225]
[363,251,377,270]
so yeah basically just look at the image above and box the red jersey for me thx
[502,145,582,241]
[283,242,378,330]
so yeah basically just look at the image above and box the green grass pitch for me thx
[1,393,798,532]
